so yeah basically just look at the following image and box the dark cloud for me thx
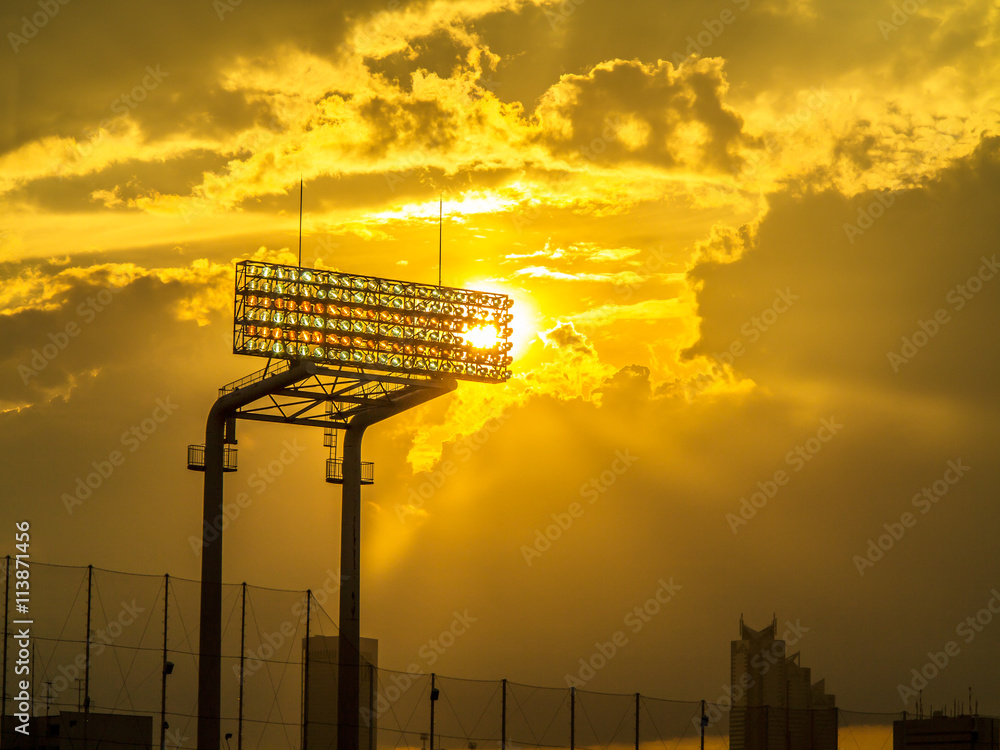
[0,0,378,153]
[7,149,232,212]
[544,320,596,358]
[537,58,749,173]
[366,27,473,91]
[594,364,652,411]
[688,135,1000,406]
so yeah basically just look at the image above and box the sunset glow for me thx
[3,0,1000,741]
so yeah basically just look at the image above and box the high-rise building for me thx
[302,635,379,750]
[729,616,837,750]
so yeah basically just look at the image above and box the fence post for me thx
[430,672,437,750]
[502,679,507,750]
[84,565,93,745]
[570,686,575,750]
[238,583,246,750]
[159,574,169,750]
[303,589,311,750]
[635,693,640,750]
[701,699,706,750]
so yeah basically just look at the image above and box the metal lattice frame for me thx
[232,260,514,383]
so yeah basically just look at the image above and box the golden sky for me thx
[2,0,1000,730]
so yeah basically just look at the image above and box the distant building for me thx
[893,715,999,750]
[302,635,379,750]
[1,711,152,750]
[730,616,837,750]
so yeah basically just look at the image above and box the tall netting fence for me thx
[0,560,955,750]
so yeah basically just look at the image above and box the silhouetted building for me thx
[302,635,378,750]
[1,711,152,750]
[730,616,837,750]
[893,715,999,750]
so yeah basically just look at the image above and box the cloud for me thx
[536,57,750,174]
[0,259,232,411]
[688,135,1000,409]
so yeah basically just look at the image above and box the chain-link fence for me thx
[0,560,940,750]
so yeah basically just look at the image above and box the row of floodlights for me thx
[239,312,512,350]
[243,262,512,310]
[240,296,513,331]
[242,279,511,319]
[238,338,509,379]
[241,328,512,363]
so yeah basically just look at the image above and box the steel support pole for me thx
[198,406,226,750]
[337,380,456,750]
[338,424,366,750]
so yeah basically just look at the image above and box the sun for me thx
[465,324,500,349]
[461,279,540,362]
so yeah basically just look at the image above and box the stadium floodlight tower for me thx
[192,260,513,750]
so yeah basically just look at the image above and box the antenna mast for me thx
[438,197,443,286]
[298,177,304,266]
